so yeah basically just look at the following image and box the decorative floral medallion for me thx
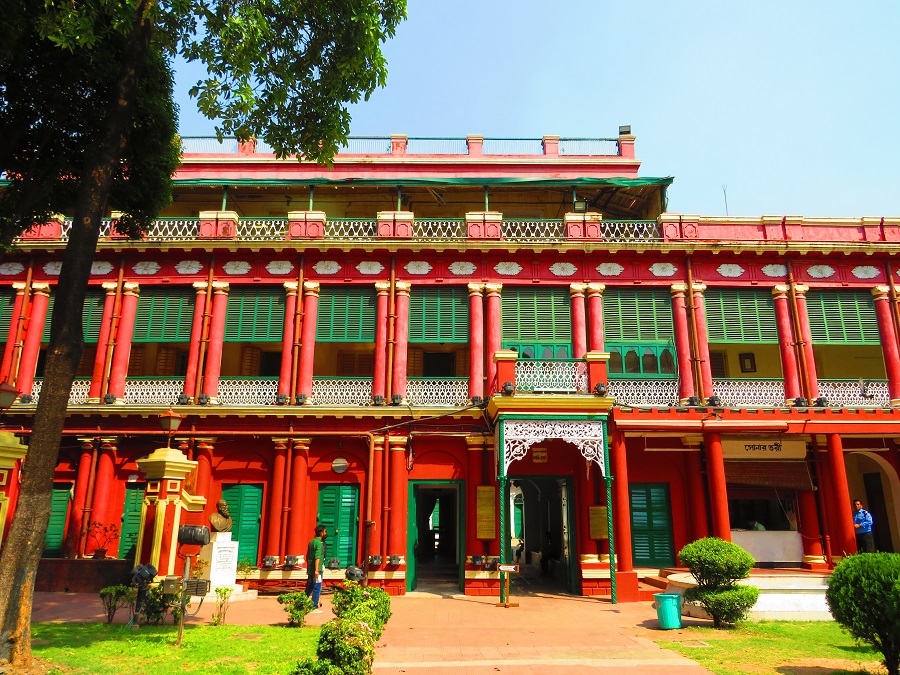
[761,264,787,278]
[313,260,341,275]
[357,261,385,275]
[175,260,204,275]
[404,261,433,275]
[223,261,251,275]
[494,261,523,276]
[549,262,577,277]
[448,261,477,276]
[649,262,678,277]
[596,262,624,277]
[133,261,160,275]
[0,262,24,276]
[806,264,835,279]
[716,264,745,278]
[266,260,294,275]
[851,265,880,280]
[91,261,114,276]
[43,261,63,276]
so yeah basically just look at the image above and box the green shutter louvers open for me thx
[225,287,285,342]
[603,288,674,342]
[705,288,778,343]
[807,290,880,344]
[409,287,468,342]
[316,287,377,342]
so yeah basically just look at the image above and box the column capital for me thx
[375,281,391,293]
[11,282,26,292]
[485,282,503,295]
[192,281,209,291]
[690,282,707,293]
[388,435,408,449]
[872,285,891,299]
[586,283,605,295]
[372,435,385,446]
[570,283,587,295]
[395,281,411,294]
[31,282,51,296]
[293,437,312,450]
[792,283,809,295]
[122,282,140,295]
[772,283,791,296]
[466,435,488,449]
[670,282,688,295]
[100,281,118,293]
[283,281,299,294]
[272,437,289,449]
[211,281,230,293]
[467,282,485,295]
[303,281,320,295]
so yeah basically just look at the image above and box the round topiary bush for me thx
[316,617,375,675]
[679,537,759,627]
[688,585,760,627]
[826,553,900,675]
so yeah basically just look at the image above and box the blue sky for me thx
[175,1,900,217]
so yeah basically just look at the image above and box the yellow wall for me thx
[813,345,886,379]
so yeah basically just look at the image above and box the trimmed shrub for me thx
[343,604,382,640]
[686,585,759,628]
[278,592,315,626]
[826,553,900,675]
[289,659,344,675]
[98,584,136,624]
[332,580,368,616]
[316,618,375,675]
[679,537,755,589]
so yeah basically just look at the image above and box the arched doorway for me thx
[845,451,899,552]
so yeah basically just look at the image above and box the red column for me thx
[0,282,26,382]
[466,437,485,559]
[297,282,319,399]
[107,283,140,402]
[194,439,214,499]
[16,283,50,399]
[609,430,633,572]
[88,282,117,401]
[670,284,695,403]
[485,283,502,392]
[70,440,94,558]
[202,281,229,403]
[587,283,605,352]
[278,282,299,398]
[285,439,310,556]
[703,432,731,540]
[370,436,384,558]
[387,436,408,557]
[691,283,715,403]
[570,283,587,359]
[89,440,116,535]
[686,450,709,540]
[576,457,597,559]
[372,282,390,402]
[872,286,900,405]
[182,281,208,402]
[468,284,485,402]
[825,434,855,556]
[265,438,288,559]
[793,284,820,400]
[772,284,802,403]
[392,282,410,401]
[797,488,826,569]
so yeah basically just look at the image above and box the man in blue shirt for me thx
[853,499,875,553]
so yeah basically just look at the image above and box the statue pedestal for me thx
[198,532,257,602]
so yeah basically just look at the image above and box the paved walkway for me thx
[32,584,713,674]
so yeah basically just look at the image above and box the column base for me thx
[891,399,900,407]
[802,555,829,570]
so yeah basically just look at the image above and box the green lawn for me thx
[32,623,320,675]
[657,621,884,675]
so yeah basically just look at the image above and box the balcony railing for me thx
[712,379,786,407]
[515,360,589,394]
[30,377,91,405]
[406,378,469,407]
[818,379,889,408]
[311,377,373,406]
[123,377,185,405]
[218,377,279,405]
[607,379,680,406]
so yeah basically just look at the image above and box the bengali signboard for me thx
[721,437,806,460]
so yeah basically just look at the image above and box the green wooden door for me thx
[43,483,71,557]
[629,483,675,567]
[316,485,359,568]
[221,484,263,565]
[118,483,144,560]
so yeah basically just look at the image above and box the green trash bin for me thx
[653,593,682,630]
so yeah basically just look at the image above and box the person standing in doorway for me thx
[853,499,875,553]
[305,525,327,613]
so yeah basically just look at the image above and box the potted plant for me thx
[88,521,120,559]
[236,557,254,591]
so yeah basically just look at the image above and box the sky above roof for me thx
[174,1,900,218]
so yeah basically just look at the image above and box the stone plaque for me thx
[476,486,496,540]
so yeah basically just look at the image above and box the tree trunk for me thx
[0,19,151,668]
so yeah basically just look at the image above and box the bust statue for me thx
[208,499,233,532]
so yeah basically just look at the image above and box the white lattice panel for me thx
[69,379,92,404]
[237,219,287,240]
[123,378,185,405]
[144,219,200,240]
[411,219,467,239]
[713,379,785,407]
[325,219,378,239]
[818,380,889,408]
[29,380,42,403]
[406,378,469,406]
[607,379,679,406]
[217,378,279,405]
[501,219,566,240]
[515,360,588,393]
[503,419,606,473]
[311,378,373,406]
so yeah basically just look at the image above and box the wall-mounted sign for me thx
[531,447,548,463]
[721,437,806,460]
[589,506,609,540]
[476,486,496,540]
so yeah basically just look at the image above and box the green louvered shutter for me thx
[807,290,880,344]
[501,287,571,342]
[0,289,15,338]
[118,483,144,560]
[603,288,674,342]
[225,287,285,342]
[629,483,675,567]
[409,287,468,342]
[317,484,359,568]
[82,289,105,343]
[133,288,195,342]
[40,294,55,342]
[43,483,71,557]
[705,288,779,343]
[316,287,377,342]
[221,483,263,564]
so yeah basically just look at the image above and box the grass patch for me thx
[32,622,320,675]
[657,621,884,675]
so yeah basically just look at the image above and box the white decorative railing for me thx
[502,219,566,240]
[144,218,201,240]
[713,379,786,407]
[123,378,185,405]
[217,378,279,405]
[406,378,469,406]
[311,378,373,406]
[603,220,661,241]
[238,218,287,240]
[411,219,467,239]
[29,378,92,404]
[818,379,889,408]
[515,360,589,394]
[325,219,379,239]
[607,379,680,406]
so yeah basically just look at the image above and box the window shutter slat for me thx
[409,287,469,342]
[705,288,778,343]
[807,290,879,344]
[225,287,285,342]
[134,288,195,342]
[316,287,376,342]
[501,287,571,343]
[603,289,674,342]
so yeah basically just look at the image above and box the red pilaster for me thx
[70,440,94,557]
[485,283,502,392]
[609,430,633,572]
[670,284,695,403]
[297,282,319,399]
[370,436,384,559]
[278,282,299,397]
[772,284,802,403]
[265,438,288,559]
[691,283,715,402]
[392,282,410,401]
[373,282,390,402]
[466,437,485,559]
[182,281,208,402]
[872,286,900,405]
[797,488,826,569]
[825,433,855,556]
[686,450,709,540]
[88,283,117,401]
[793,284,820,400]
[587,283,605,352]
[16,283,50,399]
[468,283,485,402]
[194,439,214,499]
[703,432,731,540]
[285,438,310,556]
[388,437,408,558]
[202,281,229,403]
[570,283,587,359]
[0,283,26,382]
[107,283,140,402]
[576,458,597,559]
[89,440,116,533]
